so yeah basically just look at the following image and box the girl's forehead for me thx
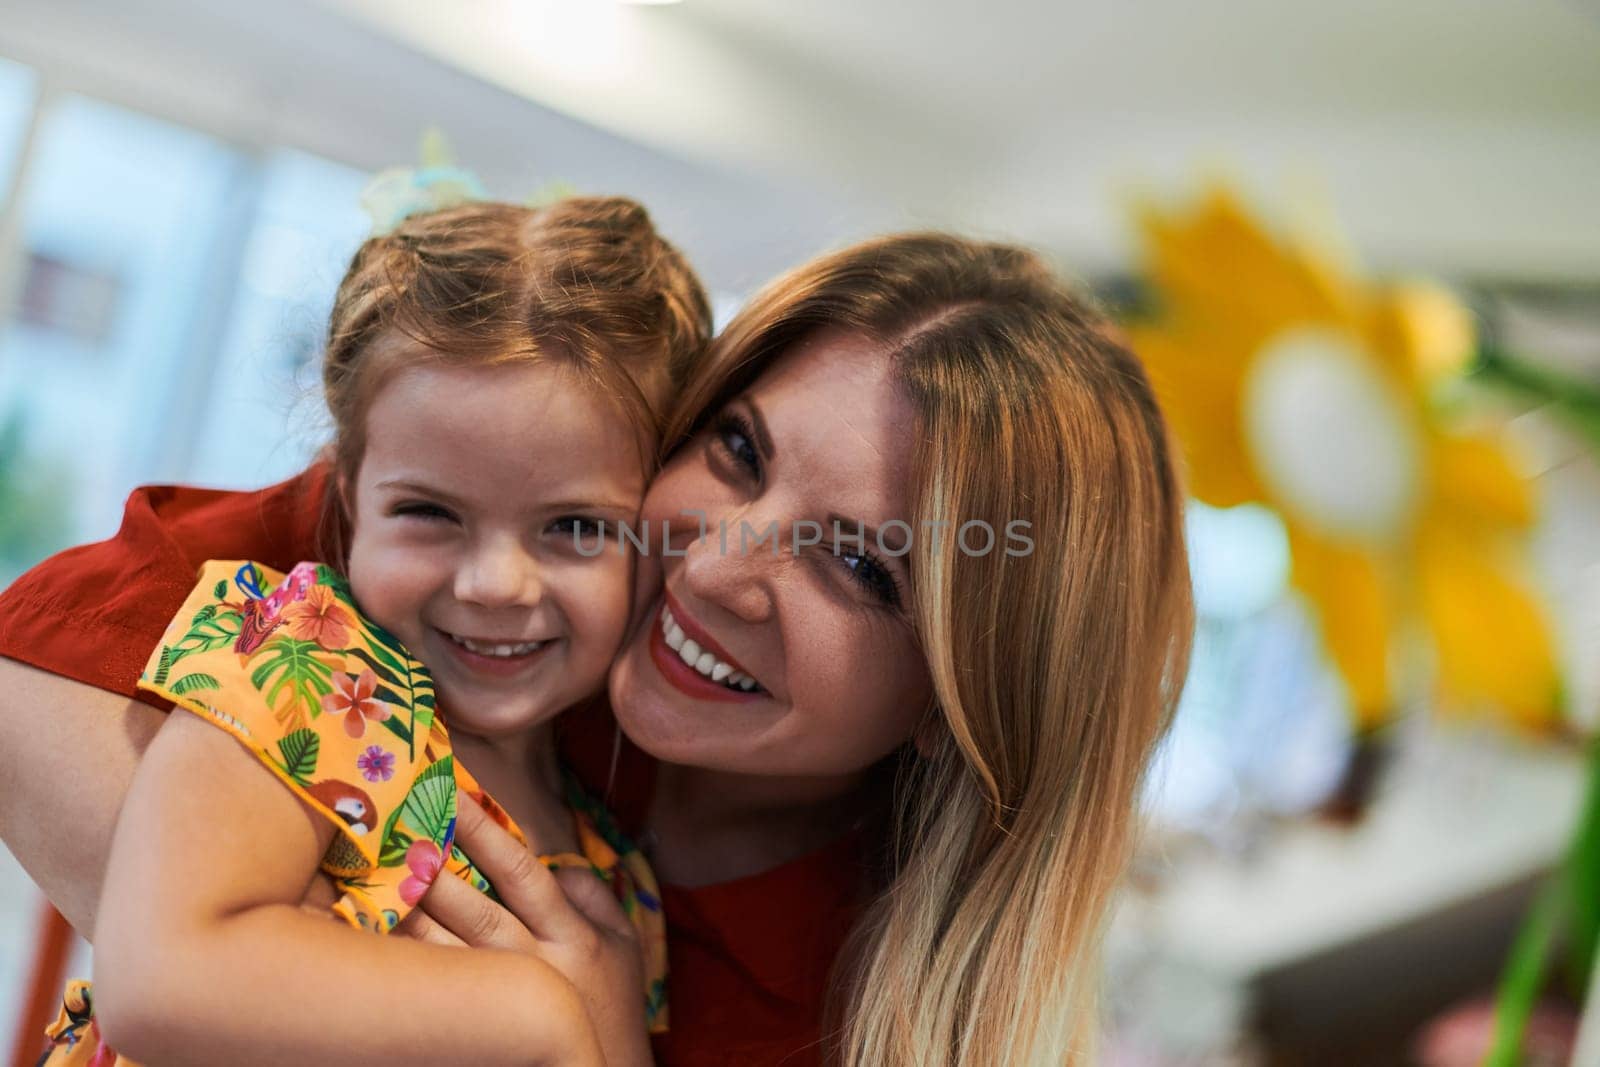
[361,360,648,505]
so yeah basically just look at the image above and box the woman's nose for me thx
[679,507,777,624]
[454,537,542,609]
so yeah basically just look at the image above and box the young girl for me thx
[40,191,712,1066]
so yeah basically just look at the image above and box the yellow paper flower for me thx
[1128,188,1559,732]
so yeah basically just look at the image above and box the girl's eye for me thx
[713,412,761,479]
[841,549,902,607]
[549,516,606,540]
[392,501,457,523]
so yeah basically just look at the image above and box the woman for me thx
[0,233,1193,1065]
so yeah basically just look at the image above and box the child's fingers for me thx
[552,867,635,943]
[414,865,537,950]
[452,795,586,944]
[395,896,468,947]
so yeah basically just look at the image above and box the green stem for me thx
[1484,737,1600,1065]
[1485,876,1567,1067]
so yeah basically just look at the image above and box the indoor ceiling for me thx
[3,0,1598,288]
[317,0,1600,280]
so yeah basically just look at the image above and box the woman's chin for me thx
[610,639,760,767]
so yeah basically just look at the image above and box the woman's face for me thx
[610,328,935,779]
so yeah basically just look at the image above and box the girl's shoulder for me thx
[137,559,449,878]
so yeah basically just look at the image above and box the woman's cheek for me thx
[813,627,930,763]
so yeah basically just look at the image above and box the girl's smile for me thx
[347,353,649,741]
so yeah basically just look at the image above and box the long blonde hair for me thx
[668,234,1194,1065]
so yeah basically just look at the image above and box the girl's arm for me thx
[92,709,604,1067]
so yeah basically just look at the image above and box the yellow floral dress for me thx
[38,560,667,1066]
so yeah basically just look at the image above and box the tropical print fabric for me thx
[38,560,666,1066]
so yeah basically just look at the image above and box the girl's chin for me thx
[432,675,568,737]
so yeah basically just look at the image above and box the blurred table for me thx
[1106,724,1588,1066]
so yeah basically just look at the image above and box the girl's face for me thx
[346,355,647,741]
[610,329,935,779]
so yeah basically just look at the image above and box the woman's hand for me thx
[398,796,653,1067]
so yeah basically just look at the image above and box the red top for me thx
[0,465,862,1066]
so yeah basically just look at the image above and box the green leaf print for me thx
[378,829,415,867]
[314,564,352,598]
[165,603,243,671]
[380,715,413,748]
[346,647,404,692]
[399,755,456,844]
[276,728,320,784]
[151,645,177,687]
[170,672,220,695]
[249,636,337,726]
[213,579,227,600]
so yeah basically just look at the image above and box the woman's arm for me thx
[0,657,163,937]
[92,709,603,1067]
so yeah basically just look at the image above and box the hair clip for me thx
[359,129,489,237]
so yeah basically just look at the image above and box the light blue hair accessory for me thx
[360,129,489,237]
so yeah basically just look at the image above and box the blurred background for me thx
[1,1,1598,1064]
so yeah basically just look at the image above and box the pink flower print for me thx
[399,839,444,905]
[321,669,390,738]
[356,744,396,783]
[260,562,318,616]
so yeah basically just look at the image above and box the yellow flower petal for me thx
[1426,429,1536,531]
[1129,327,1262,507]
[1370,281,1477,385]
[1287,524,1395,729]
[1415,516,1560,731]
[1138,188,1355,343]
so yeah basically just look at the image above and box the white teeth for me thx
[450,633,544,658]
[659,601,761,693]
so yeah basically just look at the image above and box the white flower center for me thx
[1243,328,1422,543]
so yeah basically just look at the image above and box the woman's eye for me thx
[392,502,456,523]
[713,412,761,478]
[841,550,902,607]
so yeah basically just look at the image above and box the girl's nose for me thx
[454,537,543,609]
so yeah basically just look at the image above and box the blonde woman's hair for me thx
[668,234,1194,1066]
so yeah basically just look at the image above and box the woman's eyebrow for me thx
[735,395,777,460]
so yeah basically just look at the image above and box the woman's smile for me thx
[648,590,767,703]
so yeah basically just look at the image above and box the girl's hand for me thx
[398,796,653,1067]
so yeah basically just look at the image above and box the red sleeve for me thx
[0,464,333,705]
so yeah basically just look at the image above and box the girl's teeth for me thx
[660,602,760,693]
[451,634,543,658]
